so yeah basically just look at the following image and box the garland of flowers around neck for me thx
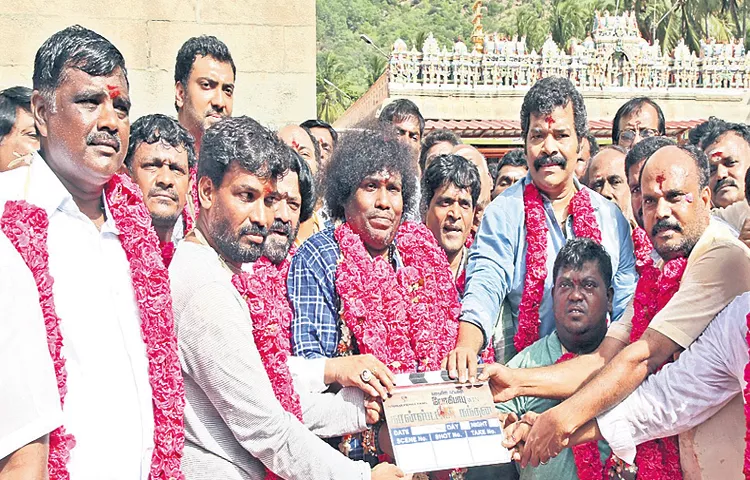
[743,309,750,479]
[160,202,194,267]
[1,201,76,479]
[335,221,460,374]
[627,256,687,480]
[1,173,186,480]
[231,248,301,480]
[515,184,602,353]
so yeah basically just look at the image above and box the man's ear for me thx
[607,286,614,314]
[31,91,49,139]
[175,82,185,110]
[198,175,214,210]
[700,185,711,210]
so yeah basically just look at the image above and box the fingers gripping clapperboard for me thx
[385,367,511,473]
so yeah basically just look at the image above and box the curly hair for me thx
[125,113,196,170]
[520,76,587,143]
[323,129,418,221]
[289,150,316,223]
[198,116,291,187]
[699,120,750,152]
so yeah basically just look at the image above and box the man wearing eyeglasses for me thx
[611,97,666,149]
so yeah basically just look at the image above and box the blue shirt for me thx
[461,174,637,359]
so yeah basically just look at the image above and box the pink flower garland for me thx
[232,250,302,480]
[515,184,602,353]
[1,174,186,480]
[335,221,460,374]
[106,174,186,479]
[628,256,687,480]
[1,201,76,479]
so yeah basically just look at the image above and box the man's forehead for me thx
[707,131,748,157]
[529,104,575,126]
[591,150,625,171]
[363,170,401,183]
[622,105,658,127]
[190,54,234,82]
[135,140,189,162]
[642,148,695,188]
[310,127,332,141]
[557,261,603,280]
[277,170,301,195]
[59,67,129,93]
[436,182,472,198]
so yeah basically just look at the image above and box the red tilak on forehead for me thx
[710,150,724,159]
[106,85,120,99]
[545,115,555,127]
[655,173,666,189]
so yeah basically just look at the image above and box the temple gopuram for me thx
[334,7,750,159]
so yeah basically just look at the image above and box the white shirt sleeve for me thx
[0,231,63,460]
[596,292,750,464]
[288,355,328,393]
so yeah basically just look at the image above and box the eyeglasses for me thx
[618,128,659,147]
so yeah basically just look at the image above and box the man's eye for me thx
[290,202,301,211]
[631,186,641,194]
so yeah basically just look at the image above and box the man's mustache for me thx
[239,223,268,238]
[651,218,682,236]
[148,186,178,201]
[714,177,737,194]
[86,131,121,152]
[269,219,292,237]
[533,154,567,171]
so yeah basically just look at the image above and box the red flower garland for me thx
[743,309,750,479]
[627,256,687,480]
[232,250,302,480]
[1,173,185,479]
[515,184,602,353]
[335,221,460,374]
[1,201,76,479]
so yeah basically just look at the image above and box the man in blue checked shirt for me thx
[444,77,637,381]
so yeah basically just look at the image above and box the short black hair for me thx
[198,116,291,189]
[640,143,710,190]
[288,151,316,223]
[0,86,32,143]
[379,99,425,136]
[552,237,613,290]
[324,129,418,221]
[300,119,338,145]
[611,97,666,144]
[421,154,481,215]
[419,129,461,171]
[699,120,750,152]
[301,125,322,170]
[624,136,676,181]
[520,76,587,143]
[584,133,599,158]
[174,35,235,110]
[497,148,528,171]
[125,114,197,170]
[33,25,127,101]
[687,117,721,147]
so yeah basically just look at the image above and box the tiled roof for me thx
[426,119,706,138]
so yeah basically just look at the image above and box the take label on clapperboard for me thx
[384,369,511,473]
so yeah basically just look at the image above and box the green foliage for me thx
[317,0,750,121]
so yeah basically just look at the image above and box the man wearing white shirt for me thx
[502,292,750,477]
[0,26,179,478]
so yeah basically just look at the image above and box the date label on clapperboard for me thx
[383,369,511,473]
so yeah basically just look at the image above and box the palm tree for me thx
[364,54,387,88]
[316,53,356,124]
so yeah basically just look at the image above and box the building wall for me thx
[0,0,316,128]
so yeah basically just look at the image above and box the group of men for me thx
[2,23,750,480]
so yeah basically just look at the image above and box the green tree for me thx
[316,53,356,123]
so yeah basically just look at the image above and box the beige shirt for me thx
[607,219,750,348]
[713,200,750,234]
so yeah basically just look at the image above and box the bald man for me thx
[586,146,633,224]
[453,144,492,234]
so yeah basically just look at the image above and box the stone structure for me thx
[0,0,316,126]
[388,11,750,92]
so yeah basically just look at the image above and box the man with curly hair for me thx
[446,77,637,373]
[289,129,461,466]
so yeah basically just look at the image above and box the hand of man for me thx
[364,395,383,425]
[441,346,479,383]
[371,462,410,480]
[740,217,750,249]
[477,363,519,402]
[326,354,395,399]
[501,412,538,462]
[518,407,571,468]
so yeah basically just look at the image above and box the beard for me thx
[263,219,300,265]
[209,213,268,265]
[650,217,699,259]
